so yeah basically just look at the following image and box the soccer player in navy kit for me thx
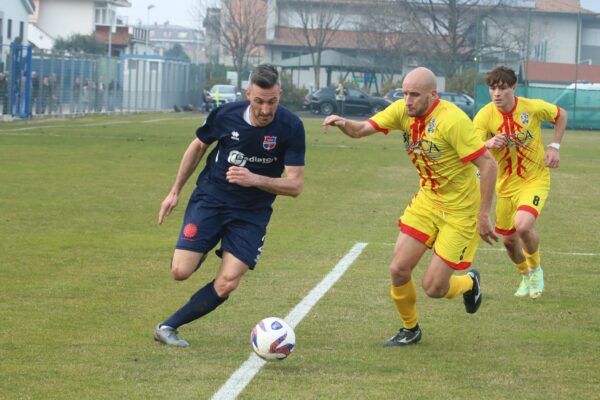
[153,64,306,347]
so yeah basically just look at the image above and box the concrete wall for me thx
[36,0,95,39]
[1,0,32,43]
[530,14,579,64]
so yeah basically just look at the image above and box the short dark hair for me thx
[250,64,279,89]
[486,66,517,87]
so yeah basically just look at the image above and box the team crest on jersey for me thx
[427,118,437,136]
[263,136,277,150]
[231,131,240,141]
[520,112,530,126]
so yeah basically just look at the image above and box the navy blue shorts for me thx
[175,195,272,270]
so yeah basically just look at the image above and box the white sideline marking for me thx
[211,242,368,400]
[0,115,200,134]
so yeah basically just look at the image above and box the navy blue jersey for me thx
[194,101,305,209]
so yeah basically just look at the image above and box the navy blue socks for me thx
[162,280,227,329]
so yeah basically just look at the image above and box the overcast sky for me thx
[119,0,202,28]
[581,0,600,13]
[581,0,600,12]
[119,0,600,29]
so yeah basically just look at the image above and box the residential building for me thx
[146,22,205,63]
[522,61,600,86]
[203,7,220,64]
[1,0,35,71]
[27,0,135,56]
[214,0,599,90]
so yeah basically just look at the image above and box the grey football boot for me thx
[153,324,190,347]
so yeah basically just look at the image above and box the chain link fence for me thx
[1,45,204,119]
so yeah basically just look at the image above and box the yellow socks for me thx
[390,279,417,329]
[444,274,474,299]
[523,248,541,270]
[515,260,529,275]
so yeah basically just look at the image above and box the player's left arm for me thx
[226,165,304,197]
[545,106,567,168]
[471,151,499,245]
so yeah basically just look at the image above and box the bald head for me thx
[404,67,437,92]
[402,67,438,117]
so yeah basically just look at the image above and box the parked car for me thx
[302,90,316,112]
[383,89,475,118]
[383,88,403,102]
[309,87,391,116]
[439,92,475,118]
[209,84,241,107]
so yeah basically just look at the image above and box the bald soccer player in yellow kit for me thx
[474,66,567,299]
[323,67,498,346]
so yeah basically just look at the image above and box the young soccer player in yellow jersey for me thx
[323,67,498,346]
[473,66,567,299]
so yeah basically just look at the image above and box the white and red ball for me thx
[250,317,295,361]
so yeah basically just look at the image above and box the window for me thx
[7,19,12,39]
[282,51,303,60]
[95,7,115,25]
[19,21,24,39]
[347,88,364,97]
[534,41,548,62]
[177,31,188,39]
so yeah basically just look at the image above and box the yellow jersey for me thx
[369,99,486,213]
[473,97,559,197]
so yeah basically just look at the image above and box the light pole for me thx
[108,8,115,57]
[146,4,155,53]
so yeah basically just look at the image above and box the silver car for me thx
[209,84,240,107]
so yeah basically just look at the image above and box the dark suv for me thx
[309,87,391,116]
[383,89,475,118]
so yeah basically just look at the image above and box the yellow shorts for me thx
[495,179,550,236]
[399,193,480,270]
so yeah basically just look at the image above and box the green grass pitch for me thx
[1,114,598,399]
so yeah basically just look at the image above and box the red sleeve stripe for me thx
[367,118,389,135]
[434,250,472,270]
[398,220,432,248]
[461,146,487,164]
[495,227,516,236]
[517,205,539,219]
[552,106,561,124]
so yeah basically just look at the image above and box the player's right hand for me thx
[485,134,507,149]
[477,215,499,245]
[322,115,345,133]
[158,192,179,225]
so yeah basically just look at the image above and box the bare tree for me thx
[478,6,533,66]
[200,0,266,90]
[190,0,219,64]
[292,0,347,88]
[392,0,516,78]
[355,4,415,84]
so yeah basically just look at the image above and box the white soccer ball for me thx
[250,317,296,361]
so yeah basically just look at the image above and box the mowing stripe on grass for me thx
[376,242,599,257]
[211,242,368,400]
[478,248,600,257]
